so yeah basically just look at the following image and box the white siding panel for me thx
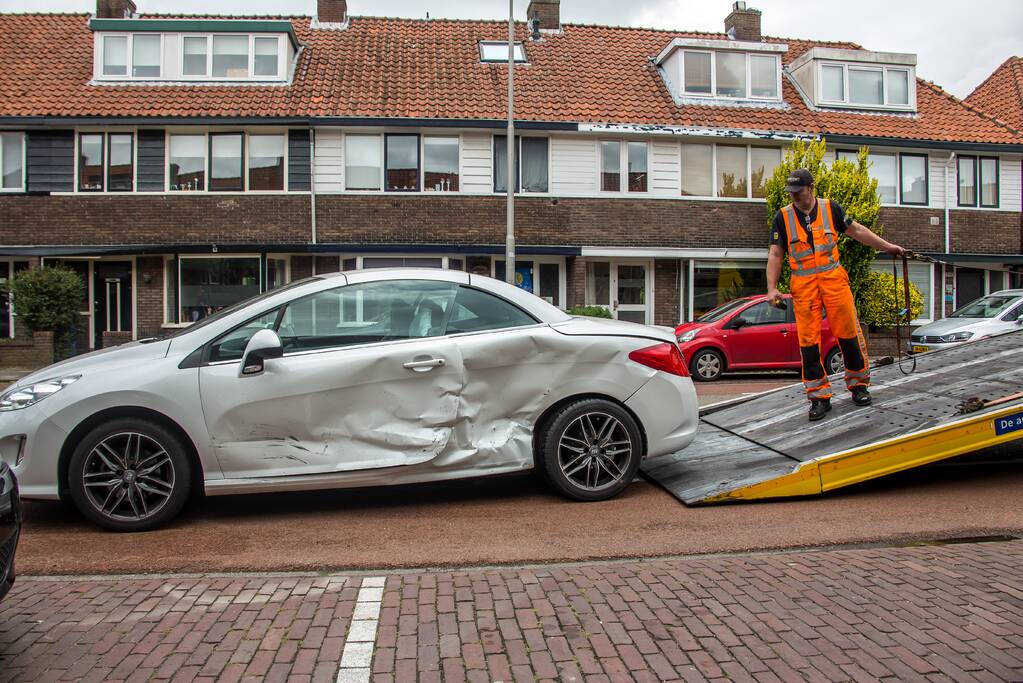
[460,133,492,193]
[999,157,1021,211]
[929,153,950,209]
[313,128,342,192]
[650,140,681,195]
[822,149,836,165]
[550,137,596,194]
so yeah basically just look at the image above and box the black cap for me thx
[785,168,814,192]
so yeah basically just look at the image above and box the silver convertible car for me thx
[0,269,698,531]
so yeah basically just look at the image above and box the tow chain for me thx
[891,251,917,375]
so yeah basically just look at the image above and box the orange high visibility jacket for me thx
[779,199,841,279]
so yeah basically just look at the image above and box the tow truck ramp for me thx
[642,329,1023,504]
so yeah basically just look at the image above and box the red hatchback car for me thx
[675,294,842,381]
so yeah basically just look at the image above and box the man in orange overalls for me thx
[767,169,905,421]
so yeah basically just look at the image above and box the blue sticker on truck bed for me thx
[994,411,1023,436]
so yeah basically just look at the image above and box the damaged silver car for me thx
[0,269,698,531]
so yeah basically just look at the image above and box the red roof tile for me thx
[0,13,1020,146]
[965,56,1023,134]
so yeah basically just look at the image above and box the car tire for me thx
[538,399,643,502]
[68,418,192,532]
[689,348,724,382]
[824,347,844,376]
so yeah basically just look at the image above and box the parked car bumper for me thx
[625,373,699,458]
[0,405,67,500]
[0,462,21,603]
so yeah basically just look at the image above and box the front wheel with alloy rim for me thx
[689,348,724,381]
[68,418,192,532]
[538,399,643,502]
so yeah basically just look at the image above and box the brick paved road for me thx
[2,539,1022,682]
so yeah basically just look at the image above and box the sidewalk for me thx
[2,539,1021,682]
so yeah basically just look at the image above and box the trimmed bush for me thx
[6,266,84,360]
[566,305,613,319]
[858,271,923,328]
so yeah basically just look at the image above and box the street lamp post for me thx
[505,0,516,284]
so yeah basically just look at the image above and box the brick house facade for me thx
[1,0,1021,360]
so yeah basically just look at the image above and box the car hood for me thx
[914,318,986,336]
[674,321,707,335]
[551,317,676,343]
[11,340,172,388]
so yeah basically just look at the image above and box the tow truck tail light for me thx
[628,342,689,377]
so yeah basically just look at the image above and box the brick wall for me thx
[101,330,133,347]
[879,207,1021,254]
[566,257,585,309]
[137,256,165,337]
[653,259,680,326]
[0,330,54,369]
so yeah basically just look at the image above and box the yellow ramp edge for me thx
[703,403,1023,503]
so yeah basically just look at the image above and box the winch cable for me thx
[892,251,917,375]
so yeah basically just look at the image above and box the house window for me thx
[692,262,767,318]
[494,136,548,193]
[479,41,526,63]
[423,136,459,191]
[871,258,932,323]
[716,145,747,198]
[169,134,207,191]
[248,135,285,191]
[958,156,1000,208]
[78,133,134,192]
[213,35,249,78]
[837,150,896,204]
[345,135,382,190]
[750,147,781,198]
[899,153,928,206]
[182,36,209,76]
[682,50,779,100]
[980,157,999,208]
[102,35,128,76]
[210,133,244,191]
[385,134,420,191]
[681,143,713,196]
[175,256,262,323]
[253,37,279,77]
[600,141,648,193]
[0,133,24,191]
[820,63,914,108]
[132,34,161,77]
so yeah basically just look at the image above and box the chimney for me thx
[526,0,560,32]
[96,0,136,18]
[317,0,347,24]
[725,1,761,42]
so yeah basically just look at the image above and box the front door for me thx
[956,268,984,310]
[614,264,648,324]
[93,261,133,348]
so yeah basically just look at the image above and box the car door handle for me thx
[403,357,446,370]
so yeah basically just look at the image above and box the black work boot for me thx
[808,398,832,421]
[851,386,872,406]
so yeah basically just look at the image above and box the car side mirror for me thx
[239,329,284,377]
[1016,314,1023,324]
[727,317,748,330]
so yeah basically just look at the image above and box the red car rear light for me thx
[628,342,690,377]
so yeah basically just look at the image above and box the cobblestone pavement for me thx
[2,539,1022,682]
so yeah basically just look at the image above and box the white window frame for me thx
[130,33,163,79]
[96,32,285,82]
[343,133,385,192]
[491,135,552,195]
[421,135,461,192]
[817,62,916,110]
[0,132,26,192]
[681,50,781,101]
[479,41,527,63]
[836,148,915,206]
[179,34,212,79]
[0,258,17,338]
[99,33,130,78]
[97,33,164,80]
[74,130,138,194]
[598,140,649,194]
[165,130,289,193]
[680,142,782,200]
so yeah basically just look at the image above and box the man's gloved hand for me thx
[767,287,785,309]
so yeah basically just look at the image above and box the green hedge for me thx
[566,305,613,319]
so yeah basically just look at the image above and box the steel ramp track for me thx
[642,329,1023,504]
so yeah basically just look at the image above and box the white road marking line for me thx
[336,576,386,683]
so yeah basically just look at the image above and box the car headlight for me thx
[0,374,81,412]
[678,329,699,344]
[937,332,973,343]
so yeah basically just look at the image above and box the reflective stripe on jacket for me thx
[780,199,840,278]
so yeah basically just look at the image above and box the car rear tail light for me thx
[628,342,689,377]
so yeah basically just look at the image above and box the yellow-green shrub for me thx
[858,271,923,327]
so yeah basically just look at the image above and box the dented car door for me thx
[198,279,465,479]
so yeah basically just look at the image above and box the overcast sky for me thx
[4,0,1021,99]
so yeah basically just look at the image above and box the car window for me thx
[951,295,1019,319]
[209,309,280,363]
[445,286,538,334]
[739,302,787,326]
[999,300,1023,321]
[279,280,458,352]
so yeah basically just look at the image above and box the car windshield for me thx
[697,298,751,323]
[166,277,320,339]
[949,295,1020,319]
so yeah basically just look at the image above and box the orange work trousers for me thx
[790,265,869,401]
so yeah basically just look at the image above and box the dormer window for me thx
[480,41,527,63]
[656,38,786,104]
[91,19,296,83]
[788,47,916,112]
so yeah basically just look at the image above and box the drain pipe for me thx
[309,128,318,246]
[943,151,955,319]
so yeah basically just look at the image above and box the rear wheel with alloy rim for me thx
[538,399,642,501]
[824,347,844,376]
[68,418,192,532]
[690,348,724,381]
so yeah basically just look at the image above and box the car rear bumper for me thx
[0,465,21,602]
[625,373,699,457]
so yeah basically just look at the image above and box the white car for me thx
[0,269,698,531]
[909,289,1023,353]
